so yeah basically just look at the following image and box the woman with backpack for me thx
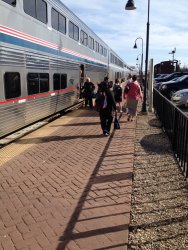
[113,78,123,113]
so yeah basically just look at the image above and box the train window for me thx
[99,45,103,55]
[40,73,49,93]
[36,0,47,24]
[51,8,66,34]
[103,48,107,57]
[80,30,88,46]
[89,36,94,50]
[27,73,49,95]
[2,0,16,6]
[4,72,21,99]
[69,22,74,39]
[110,53,115,64]
[51,9,59,30]
[95,41,99,53]
[59,14,66,34]
[53,74,60,90]
[61,74,67,89]
[23,0,47,24]
[27,73,39,95]
[69,21,79,41]
[23,1,35,18]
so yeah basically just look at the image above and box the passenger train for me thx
[0,0,132,138]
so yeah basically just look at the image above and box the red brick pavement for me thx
[0,108,136,250]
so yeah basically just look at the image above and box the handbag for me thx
[114,117,120,129]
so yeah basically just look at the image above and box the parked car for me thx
[159,75,188,99]
[154,73,168,79]
[171,89,188,107]
[154,76,182,90]
[154,72,188,84]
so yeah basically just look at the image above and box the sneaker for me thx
[127,115,131,121]
[103,130,110,136]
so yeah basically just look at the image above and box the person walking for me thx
[82,77,95,108]
[96,77,117,136]
[123,74,132,113]
[113,78,123,113]
[126,75,143,122]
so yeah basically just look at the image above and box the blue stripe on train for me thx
[0,33,107,68]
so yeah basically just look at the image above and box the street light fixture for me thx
[133,37,143,95]
[136,54,142,62]
[125,0,136,10]
[125,0,150,113]
[136,54,141,79]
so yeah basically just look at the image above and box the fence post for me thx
[148,58,154,112]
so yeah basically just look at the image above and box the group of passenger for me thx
[81,74,143,136]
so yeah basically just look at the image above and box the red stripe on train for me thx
[0,87,77,105]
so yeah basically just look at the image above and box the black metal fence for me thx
[153,88,188,179]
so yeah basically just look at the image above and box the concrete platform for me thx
[0,107,136,250]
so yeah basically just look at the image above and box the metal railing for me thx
[153,88,188,179]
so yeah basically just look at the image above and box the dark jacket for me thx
[99,88,116,114]
[82,81,95,96]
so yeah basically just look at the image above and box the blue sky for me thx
[61,0,188,69]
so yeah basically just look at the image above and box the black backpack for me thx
[124,84,130,94]
[114,84,122,97]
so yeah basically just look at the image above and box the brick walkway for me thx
[0,108,136,250]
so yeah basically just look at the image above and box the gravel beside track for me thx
[128,110,188,250]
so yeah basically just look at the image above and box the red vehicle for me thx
[154,60,179,76]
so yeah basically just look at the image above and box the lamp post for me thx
[136,54,141,80]
[133,37,143,92]
[125,0,150,113]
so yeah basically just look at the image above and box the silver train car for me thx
[0,0,132,138]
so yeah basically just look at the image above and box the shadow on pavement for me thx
[140,133,173,154]
[56,130,130,250]
[18,134,105,144]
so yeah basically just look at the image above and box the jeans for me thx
[99,110,113,133]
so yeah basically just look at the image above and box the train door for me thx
[80,64,85,98]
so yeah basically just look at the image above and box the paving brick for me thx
[11,196,24,210]
[66,240,80,250]
[22,232,34,240]
[1,236,15,250]
[9,230,26,249]
[37,221,56,238]
[24,237,38,248]
[29,243,42,250]
[36,233,50,248]
[22,215,36,226]
[1,211,15,228]
[17,223,30,235]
